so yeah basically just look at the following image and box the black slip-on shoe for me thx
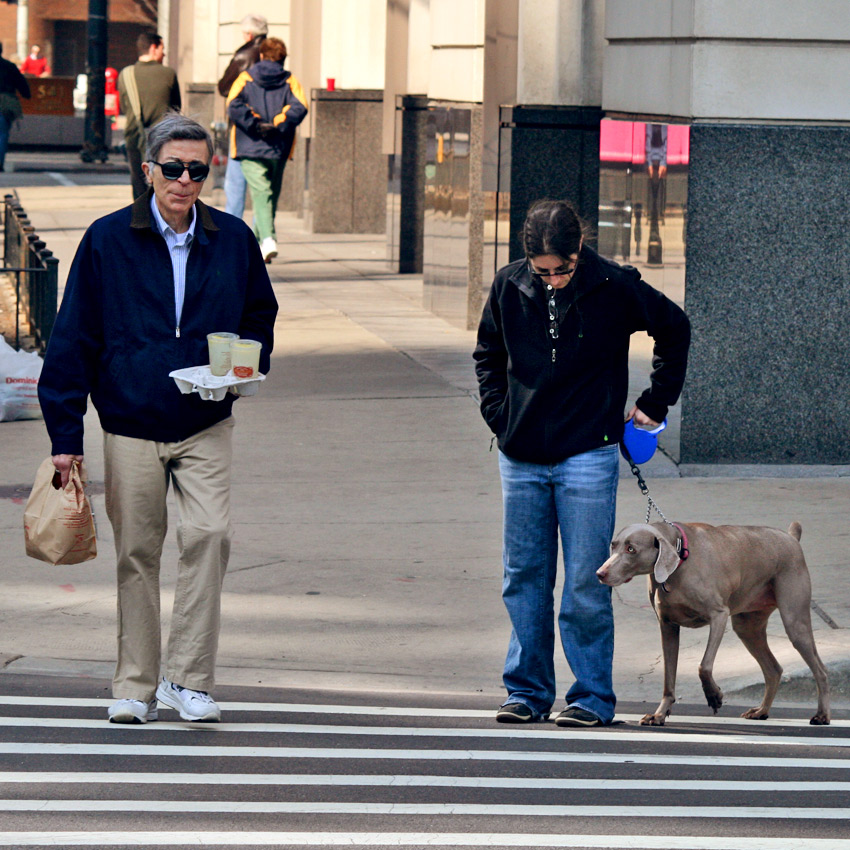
[496,703,549,723]
[554,705,603,727]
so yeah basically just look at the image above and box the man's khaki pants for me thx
[103,417,234,701]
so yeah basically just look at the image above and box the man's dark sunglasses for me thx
[150,160,210,182]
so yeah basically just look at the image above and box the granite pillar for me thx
[280,137,307,217]
[680,124,850,465]
[387,95,429,273]
[504,105,602,261]
[309,89,386,234]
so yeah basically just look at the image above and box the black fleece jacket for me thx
[473,246,690,464]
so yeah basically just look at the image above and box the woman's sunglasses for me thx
[528,260,578,278]
[149,160,210,182]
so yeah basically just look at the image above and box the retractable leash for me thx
[619,419,676,527]
[619,420,690,583]
[621,439,675,526]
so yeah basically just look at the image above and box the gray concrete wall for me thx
[603,0,850,122]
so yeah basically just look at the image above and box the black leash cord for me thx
[620,440,675,527]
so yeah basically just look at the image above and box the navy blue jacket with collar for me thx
[473,245,690,465]
[38,190,279,456]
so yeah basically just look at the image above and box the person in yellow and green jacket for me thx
[226,37,307,263]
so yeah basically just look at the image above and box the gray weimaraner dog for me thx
[597,521,830,726]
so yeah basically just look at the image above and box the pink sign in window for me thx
[599,119,690,165]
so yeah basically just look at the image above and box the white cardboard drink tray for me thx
[169,365,266,401]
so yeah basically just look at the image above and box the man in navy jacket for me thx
[38,114,278,725]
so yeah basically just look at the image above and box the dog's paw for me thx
[741,707,769,720]
[640,713,666,726]
[810,713,831,726]
[704,688,723,714]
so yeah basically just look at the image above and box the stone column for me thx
[309,89,386,233]
[302,0,387,233]
[388,94,429,272]
[504,0,605,259]
[604,0,850,466]
[384,0,431,272]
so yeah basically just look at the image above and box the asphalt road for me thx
[0,170,129,190]
[0,674,848,848]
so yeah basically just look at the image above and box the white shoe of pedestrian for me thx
[156,677,221,722]
[260,237,278,262]
[108,698,158,724]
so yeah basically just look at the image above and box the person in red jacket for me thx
[227,37,307,263]
[20,45,48,77]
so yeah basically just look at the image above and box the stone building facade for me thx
[16,0,850,466]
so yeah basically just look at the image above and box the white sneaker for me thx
[108,698,158,724]
[156,677,221,722]
[260,237,278,262]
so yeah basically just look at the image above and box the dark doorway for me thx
[52,20,153,77]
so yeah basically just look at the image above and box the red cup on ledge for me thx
[326,77,335,91]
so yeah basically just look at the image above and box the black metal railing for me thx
[3,192,58,353]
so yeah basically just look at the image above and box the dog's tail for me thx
[788,521,802,541]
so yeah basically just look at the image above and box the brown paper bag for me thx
[23,457,97,565]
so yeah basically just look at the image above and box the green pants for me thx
[239,157,286,243]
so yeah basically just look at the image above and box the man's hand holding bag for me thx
[23,457,97,565]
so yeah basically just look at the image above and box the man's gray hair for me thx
[240,14,268,36]
[146,113,214,164]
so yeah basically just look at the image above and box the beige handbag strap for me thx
[123,66,142,123]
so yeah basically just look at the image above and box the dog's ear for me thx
[653,534,680,584]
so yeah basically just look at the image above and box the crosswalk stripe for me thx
[47,172,77,187]
[0,834,849,848]
[0,772,847,791]
[0,741,846,769]
[0,697,840,728]
[0,716,841,748]
[0,800,848,818]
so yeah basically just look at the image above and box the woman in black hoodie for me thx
[474,199,690,728]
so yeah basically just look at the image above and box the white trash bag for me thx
[0,337,43,422]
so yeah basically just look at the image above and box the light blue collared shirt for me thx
[149,195,197,336]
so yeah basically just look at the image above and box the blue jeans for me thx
[498,445,619,723]
[0,113,10,171]
[224,156,247,218]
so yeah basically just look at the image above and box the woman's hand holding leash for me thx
[626,405,660,429]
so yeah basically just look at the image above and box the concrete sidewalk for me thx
[1,183,848,718]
